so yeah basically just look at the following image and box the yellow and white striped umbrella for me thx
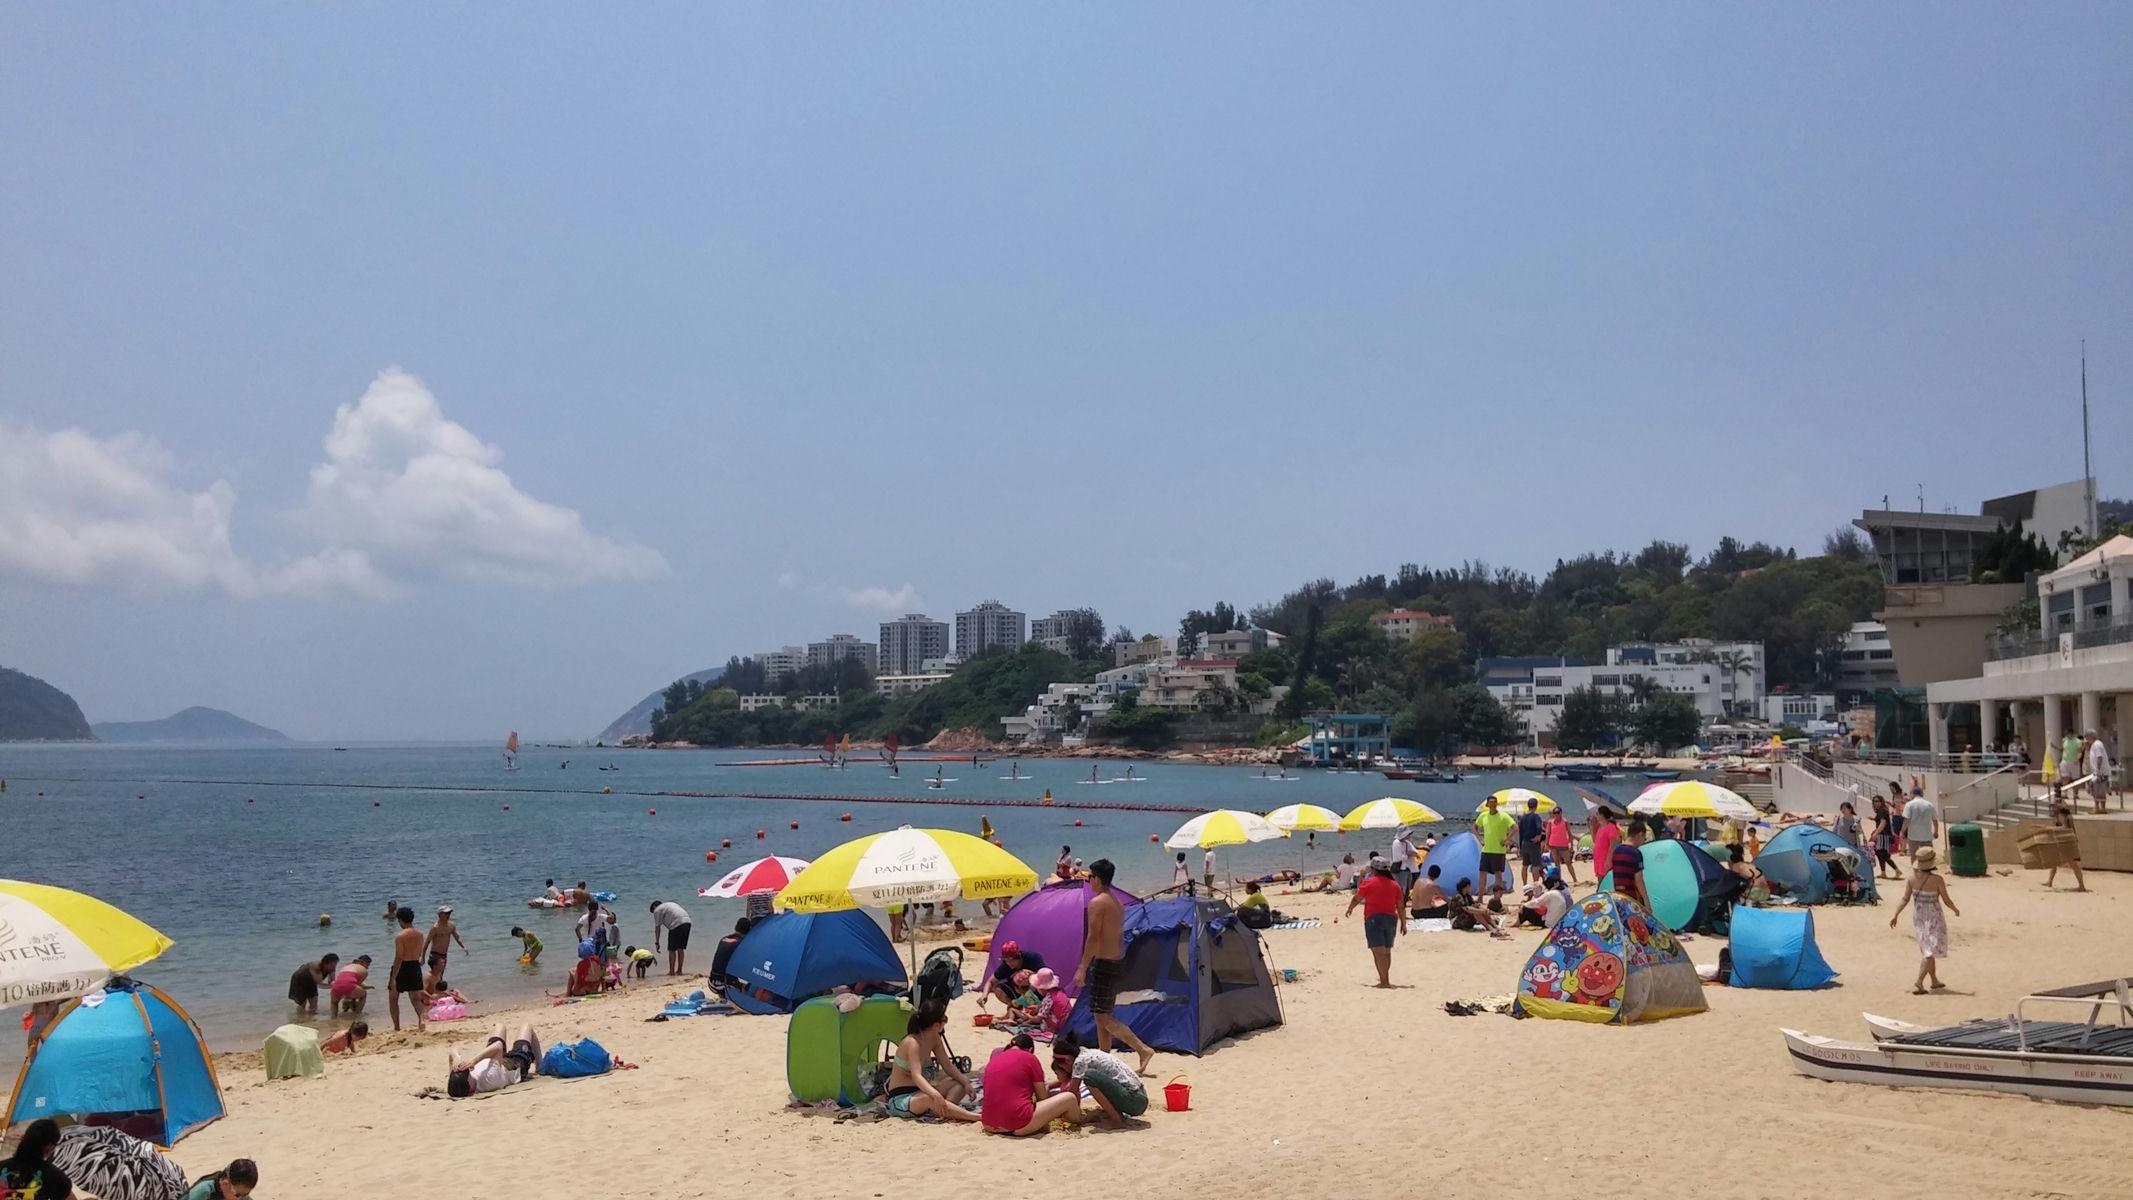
[0,881,174,1010]
[1166,809,1288,849]
[1487,787,1559,813]
[774,827,1038,911]
[1339,797,1445,830]
[1262,803,1341,833]
[1629,780,1759,822]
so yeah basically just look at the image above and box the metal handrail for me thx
[1947,761,2023,797]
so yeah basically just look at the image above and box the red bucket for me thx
[1162,1074,1191,1112]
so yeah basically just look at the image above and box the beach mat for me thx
[1405,918,1454,933]
[1265,919,1320,930]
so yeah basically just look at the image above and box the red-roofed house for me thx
[1370,609,1454,644]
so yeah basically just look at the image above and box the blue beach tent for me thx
[1726,906,1837,989]
[7,978,224,1147]
[1420,832,1483,891]
[720,910,907,1015]
[1756,824,1879,904]
[1061,897,1281,1056]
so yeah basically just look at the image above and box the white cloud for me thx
[297,369,668,587]
[0,368,666,599]
[0,422,393,598]
[842,583,921,613]
[776,571,802,590]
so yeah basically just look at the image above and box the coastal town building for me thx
[1926,534,2133,761]
[955,601,1026,658]
[875,672,952,698]
[1029,609,1099,653]
[1480,641,1765,743]
[737,693,840,713]
[1136,660,1243,711]
[1000,681,1113,741]
[1199,627,1285,661]
[805,634,877,674]
[1762,690,1840,729]
[1368,609,1453,644]
[878,614,950,676]
[756,645,808,684]
[1113,635,1177,668]
[1836,621,1898,705]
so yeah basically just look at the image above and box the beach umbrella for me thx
[1571,786,1622,817]
[1166,809,1287,849]
[1630,780,1759,822]
[774,827,1037,911]
[1339,797,1445,831]
[699,856,812,899]
[1262,803,1341,833]
[1264,803,1341,875]
[0,881,173,1010]
[1487,787,1559,812]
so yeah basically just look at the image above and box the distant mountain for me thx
[596,666,725,743]
[0,666,94,742]
[93,706,289,743]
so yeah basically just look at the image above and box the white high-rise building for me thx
[878,614,950,676]
[955,601,1026,658]
[806,634,877,674]
[756,646,807,684]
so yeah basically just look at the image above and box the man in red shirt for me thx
[1343,858,1405,988]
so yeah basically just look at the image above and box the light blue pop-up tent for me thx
[1756,824,1880,904]
[722,909,907,1015]
[7,978,224,1147]
[1726,906,1837,989]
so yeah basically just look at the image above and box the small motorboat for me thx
[1784,979,2133,1107]
[1554,763,1611,782]
[1641,770,1682,781]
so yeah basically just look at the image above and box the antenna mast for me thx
[2082,340,2097,539]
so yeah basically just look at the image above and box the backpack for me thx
[538,1038,614,1078]
[912,946,965,1009]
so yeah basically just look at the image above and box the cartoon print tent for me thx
[1513,891,1707,1024]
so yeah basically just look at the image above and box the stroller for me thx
[1811,844,1869,905]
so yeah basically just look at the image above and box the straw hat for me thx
[1912,845,1939,870]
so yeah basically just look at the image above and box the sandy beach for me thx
[166,868,2131,1200]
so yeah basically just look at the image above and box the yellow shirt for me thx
[1240,892,1269,909]
[1476,811,1517,855]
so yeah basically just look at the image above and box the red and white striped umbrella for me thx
[699,856,812,898]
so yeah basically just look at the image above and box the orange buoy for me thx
[756,830,766,839]
[245,798,254,804]
[138,795,145,799]
[503,804,510,811]
[1149,834,1159,842]
[706,851,718,862]
[372,800,380,806]
[648,808,657,816]
[721,838,731,848]
[790,821,799,830]
[1073,819,1082,827]
[840,813,852,822]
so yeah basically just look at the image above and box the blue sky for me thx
[3,5,2128,740]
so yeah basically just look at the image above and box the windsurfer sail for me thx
[504,731,520,771]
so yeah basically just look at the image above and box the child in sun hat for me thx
[1030,967,1073,1034]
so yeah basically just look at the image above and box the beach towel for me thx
[1264,919,1320,930]
[51,1125,186,1200]
[263,1024,325,1081]
[1404,918,1454,933]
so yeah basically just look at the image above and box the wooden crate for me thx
[2017,826,2080,869]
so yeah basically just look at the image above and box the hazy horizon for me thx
[4,6,2128,740]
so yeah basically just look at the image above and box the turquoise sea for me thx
[0,743,1546,1063]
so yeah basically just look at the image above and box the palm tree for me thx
[1714,650,1756,716]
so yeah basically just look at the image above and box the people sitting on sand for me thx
[708,918,751,994]
[1515,875,1570,929]
[884,1002,980,1122]
[982,1032,1081,1136]
[1449,878,1509,939]
[1334,853,1359,891]
[1408,864,1449,920]
[1030,968,1072,1034]
[183,1159,259,1200]
[566,941,607,997]
[445,1023,542,1097]
[288,953,338,1017]
[1050,1030,1147,1129]
[988,941,1045,1007]
[330,955,373,1017]
[323,1022,369,1055]
[1,1118,71,1199]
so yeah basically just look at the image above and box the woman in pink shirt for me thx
[981,1033,1082,1135]
[1589,808,1620,891]
[1546,810,1578,884]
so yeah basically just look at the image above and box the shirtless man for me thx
[1073,859,1154,1074]
[426,906,469,991]
[388,906,430,1033]
[572,880,592,910]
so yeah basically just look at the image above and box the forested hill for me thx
[0,666,94,742]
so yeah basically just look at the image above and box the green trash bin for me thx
[1947,822,1987,877]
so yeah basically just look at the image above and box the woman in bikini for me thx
[882,1002,979,1122]
[330,955,373,1017]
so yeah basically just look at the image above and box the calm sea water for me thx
[0,743,1547,1062]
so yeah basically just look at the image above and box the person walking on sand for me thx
[1515,799,1547,885]
[389,906,429,1033]
[426,906,468,991]
[1901,788,1939,857]
[649,899,692,976]
[1202,847,1216,893]
[1344,858,1405,986]
[1869,797,1903,881]
[1172,851,1192,896]
[1889,846,1961,993]
[1075,859,1155,1074]
[1589,808,1619,892]
[2042,803,2088,892]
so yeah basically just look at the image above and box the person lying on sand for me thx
[446,1023,542,1097]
